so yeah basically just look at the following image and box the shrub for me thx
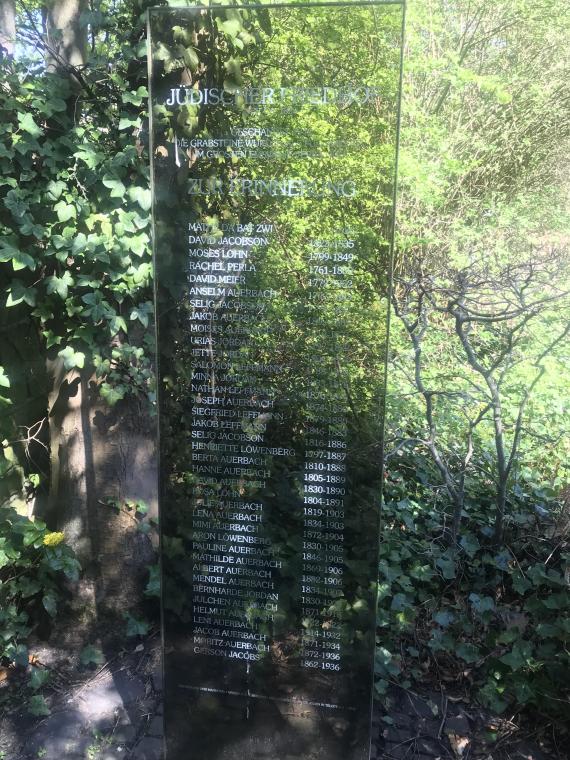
[0,505,80,665]
[376,451,570,728]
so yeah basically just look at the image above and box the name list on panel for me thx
[187,150,355,674]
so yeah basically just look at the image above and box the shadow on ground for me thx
[1,639,564,760]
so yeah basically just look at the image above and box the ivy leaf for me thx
[511,573,531,594]
[219,17,242,39]
[109,315,128,335]
[100,382,126,406]
[7,643,29,667]
[128,186,151,212]
[134,500,148,515]
[390,593,410,611]
[500,641,532,671]
[182,46,199,71]
[46,180,66,201]
[121,86,148,106]
[433,610,455,627]
[18,112,42,138]
[223,58,243,93]
[29,668,50,690]
[28,695,50,717]
[80,645,104,667]
[71,232,88,255]
[74,144,105,169]
[82,291,112,321]
[127,234,147,257]
[20,220,45,239]
[102,173,126,198]
[46,271,74,299]
[144,564,161,597]
[456,643,480,663]
[130,301,153,328]
[460,533,480,557]
[54,200,77,223]
[118,115,139,130]
[4,189,28,219]
[33,302,54,323]
[6,280,37,307]
[436,553,456,579]
[125,613,149,638]
[42,330,62,349]
[0,239,35,271]
[42,593,57,617]
[58,346,85,370]
[469,593,495,615]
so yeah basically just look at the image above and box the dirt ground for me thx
[0,635,565,760]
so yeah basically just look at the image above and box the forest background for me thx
[0,0,569,753]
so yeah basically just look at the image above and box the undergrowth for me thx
[376,451,570,737]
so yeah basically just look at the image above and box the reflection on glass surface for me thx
[148,3,404,758]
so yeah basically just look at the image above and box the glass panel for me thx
[148,3,404,758]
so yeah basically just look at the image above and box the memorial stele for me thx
[148,3,404,758]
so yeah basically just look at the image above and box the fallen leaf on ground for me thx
[447,732,470,758]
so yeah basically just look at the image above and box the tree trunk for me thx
[45,0,88,72]
[0,0,15,56]
[46,358,157,639]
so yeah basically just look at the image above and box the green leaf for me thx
[125,613,149,637]
[220,17,242,39]
[223,58,243,93]
[54,200,77,223]
[58,346,85,370]
[71,232,88,255]
[82,291,112,321]
[433,610,455,627]
[118,116,139,130]
[391,593,411,611]
[0,238,36,271]
[46,180,66,201]
[0,366,10,388]
[74,144,104,169]
[42,330,63,348]
[500,641,533,671]
[121,86,148,106]
[182,47,199,71]
[9,643,29,667]
[460,533,480,558]
[511,573,531,594]
[130,302,153,327]
[20,220,45,239]
[46,271,74,299]
[42,593,57,617]
[100,382,126,406]
[28,695,50,717]
[80,645,104,667]
[18,112,42,138]
[109,315,128,335]
[469,593,495,615]
[456,643,480,663]
[127,234,147,257]
[4,189,28,219]
[29,668,50,690]
[144,564,161,597]
[6,280,37,307]
[128,186,152,212]
[102,174,126,198]
[542,592,568,610]
[135,500,148,515]
[435,554,456,579]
